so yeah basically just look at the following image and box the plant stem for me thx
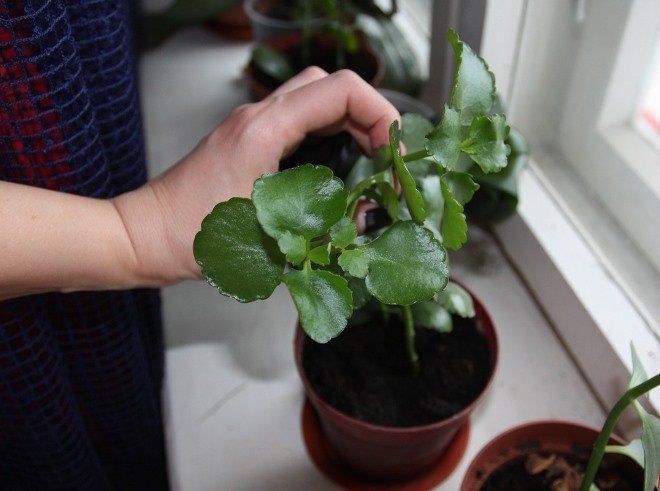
[401,305,419,373]
[579,372,660,491]
[402,150,428,162]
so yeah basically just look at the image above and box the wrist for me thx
[111,183,198,287]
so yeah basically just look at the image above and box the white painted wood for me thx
[558,0,660,272]
[494,162,660,429]
[140,27,605,490]
[480,0,525,105]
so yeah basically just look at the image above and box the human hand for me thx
[113,68,400,286]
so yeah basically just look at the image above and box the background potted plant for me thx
[245,0,423,100]
[193,30,513,481]
[461,346,659,491]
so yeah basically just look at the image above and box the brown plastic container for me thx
[294,284,499,482]
[460,420,641,490]
[245,32,384,101]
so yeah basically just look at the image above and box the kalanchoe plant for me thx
[195,30,509,370]
[579,345,660,491]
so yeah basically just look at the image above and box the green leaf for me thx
[605,439,645,469]
[402,113,434,153]
[419,174,444,240]
[437,282,475,317]
[338,249,369,278]
[640,411,660,491]
[376,182,400,219]
[345,146,391,190]
[437,170,480,250]
[252,164,348,241]
[461,114,511,173]
[309,243,331,266]
[193,198,285,303]
[250,44,295,83]
[448,29,496,124]
[629,343,649,390]
[330,217,357,249]
[277,231,307,264]
[413,301,453,332]
[346,276,371,310]
[360,221,448,305]
[425,106,463,170]
[283,268,352,343]
[390,121,426,224]
[443,171,480,205]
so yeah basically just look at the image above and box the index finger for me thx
[267,70,400,155]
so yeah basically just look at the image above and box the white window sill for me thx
[494,159,660,427]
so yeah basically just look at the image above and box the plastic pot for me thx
[245,32,385,101]
[244,0,327,42]
[294,283,499,481]
[460,421,642,490]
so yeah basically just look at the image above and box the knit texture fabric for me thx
[0,1,168,489]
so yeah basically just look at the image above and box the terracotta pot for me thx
[460,420,642,490]
[245,32,385,101]
[206,4,253,41]
[294,283,499,481]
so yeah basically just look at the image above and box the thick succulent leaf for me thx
[347,276,371,310]
[402,113,434,153]
[390,121,426,223]
[250,44,295,83]
[419,174,444,239]
[413,301,453,333]
[442,171,480,206]
[425,106,463,170]
[376,182,400,219]
[344,146,391,190]
[448,29,496,124]
[277,231,307,264]
[441,180,468,250]
[461,114,511,173]
[360,221,448,305]
[629,343,649,390]
[193,198,285,302]
[338,249,369,278]
[605,439,645,469]
[640,411,660,491]
[252,164,348,241]
[330,217,357,249]
[309,243,331,266]
[283,268,352,343]
[437,282,475,318]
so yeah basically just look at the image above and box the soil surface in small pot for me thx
[302,314,491,427]
[253,41,378,92]
[481,451,641,491]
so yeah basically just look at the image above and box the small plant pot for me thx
[460,421,643,490]
[244,0,328,42]
[206,4,253,41]
[245,32,385,101]
[294,284,499,482]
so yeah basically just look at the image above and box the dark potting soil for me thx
[480,452,642,491]
[302,314,491,427]
[252,40,378,92]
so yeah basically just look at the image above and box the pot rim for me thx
[460,420,626,490]
[294,280,500,435]
[244,0,328,29]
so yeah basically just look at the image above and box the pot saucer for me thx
[301,399,470,490]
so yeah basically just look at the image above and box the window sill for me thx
[493,158,660,430]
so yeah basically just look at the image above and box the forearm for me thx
[0,181,154,300]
